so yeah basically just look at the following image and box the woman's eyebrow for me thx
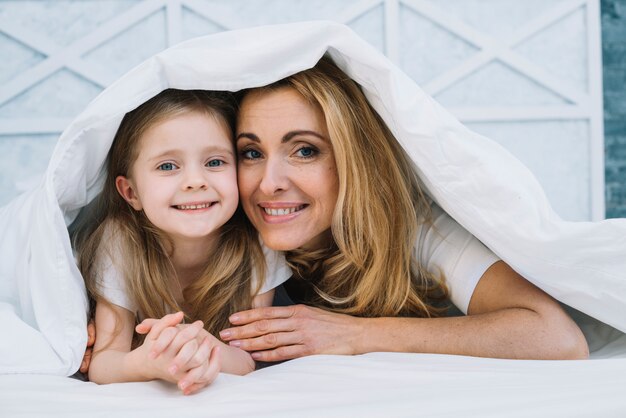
[236,130,328,143]
[236,132,259,143]
[282,130,327,143]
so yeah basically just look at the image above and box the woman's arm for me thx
[220,261,589,361]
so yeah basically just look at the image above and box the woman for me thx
[217,56,589,361]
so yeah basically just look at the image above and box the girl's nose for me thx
[183,166,208,190]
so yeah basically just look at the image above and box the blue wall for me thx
[602,0,626,218]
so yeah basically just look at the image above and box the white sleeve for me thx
[416,203,500,314]
[94,228,138,314]
[252,240,292,295]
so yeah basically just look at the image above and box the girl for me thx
[73,89,286,395]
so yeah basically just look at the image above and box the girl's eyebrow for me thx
[236,130,327,143]
[146,145,234,161]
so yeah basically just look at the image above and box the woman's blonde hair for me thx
[73,89,264,341]
[247,57,447,318]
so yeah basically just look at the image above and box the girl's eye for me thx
[295,146,317,158]
[206,159,224,168]
[157,162,177,171]
[241,149,262,160]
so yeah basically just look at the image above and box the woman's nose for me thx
[258,158,288,195]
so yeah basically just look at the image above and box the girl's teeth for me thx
[178,203,211,210]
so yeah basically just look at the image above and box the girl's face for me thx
[236,87,339,251]
[116,110,238,247]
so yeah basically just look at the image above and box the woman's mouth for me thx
[259,203,308,223]
[262,205,307,216]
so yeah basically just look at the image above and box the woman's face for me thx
[236,87,339,251]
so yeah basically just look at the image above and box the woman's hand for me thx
[219,305,364,362]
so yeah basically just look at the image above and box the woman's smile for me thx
[258,202,308,222]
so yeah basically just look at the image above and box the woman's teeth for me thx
[176,203,212,210]
[263,205,305,216]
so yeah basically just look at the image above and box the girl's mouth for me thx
[173,202,216,210]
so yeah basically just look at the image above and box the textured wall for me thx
[602,0,626,218]
[0,0,612,221]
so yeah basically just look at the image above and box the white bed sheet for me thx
[2,353,625,417]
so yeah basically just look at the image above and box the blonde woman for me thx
[216,57,589,361]
[73,89,288,394]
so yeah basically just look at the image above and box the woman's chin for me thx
[260,235,304,251]
[260,229,332,252]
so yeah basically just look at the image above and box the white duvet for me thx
[0,21,625,417]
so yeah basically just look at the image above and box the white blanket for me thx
[0,20,625,415]
[2,353,626,417]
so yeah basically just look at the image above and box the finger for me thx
[146,312,185,341]
[220,318,294,341]
[162,320,204,360]
[250,345,305,362]
[175,336,213,372]
[227,306,297,326]
[86,322,96,346]
[182,382,206,396]
[135,318,159,335]
[174,323,209,345]
[168,338,199,377]
[180,345,221,395]
[149,326,179,359]
[229,331,301,352]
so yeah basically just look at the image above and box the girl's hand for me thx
[136,313,221,395]
[176,344,221,395]
[219,305,364,362]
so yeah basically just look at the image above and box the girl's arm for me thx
[138,289,275,375]
[89,304,216,390]
[219,261,589,361]
[88,301,147,383]
[135,321,255,376]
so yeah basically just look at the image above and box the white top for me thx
[98,203,497,315]
[95,228,291,314]
[416,203,500,314]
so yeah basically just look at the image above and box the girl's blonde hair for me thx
[246,57,447,318]
[73,89,264,340]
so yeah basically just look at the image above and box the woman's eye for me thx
[241,149,262,159]
[295,146,317,158]
[157,162,177,171]
[206,159,224,167]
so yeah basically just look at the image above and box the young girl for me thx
[73,89,286,395]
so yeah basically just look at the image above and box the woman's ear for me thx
[115,175,142,211]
